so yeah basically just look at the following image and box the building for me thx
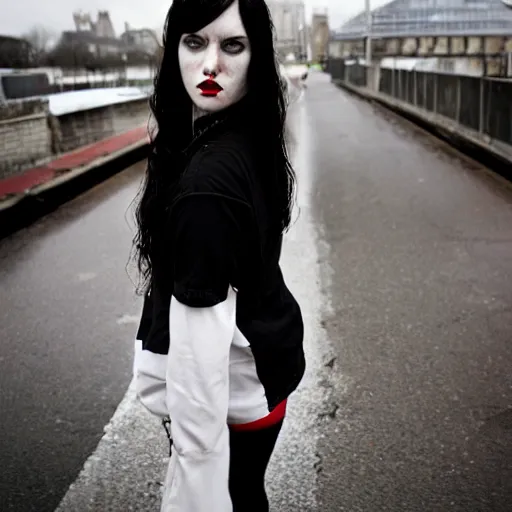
[59,31,124,60]
[52,11,162,72]
[267,0,308,61]
[60,11,123,59]
[335,0,512,39]
[311,8,330,64]
[0,36,34,68]
[332,0,512,76]
[121,24,159,56]
[73,11,116,39]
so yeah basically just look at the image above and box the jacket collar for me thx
[192,95,250,135]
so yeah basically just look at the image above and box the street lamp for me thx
[298,23,306,62]
[365,0,372,65]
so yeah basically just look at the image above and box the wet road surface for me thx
[1,71,512,511]
[0,164,145,511]
[307,73,512,511]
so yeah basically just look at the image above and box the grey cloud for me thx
[1,0,170,37]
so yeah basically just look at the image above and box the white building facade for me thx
[267,0,308,61]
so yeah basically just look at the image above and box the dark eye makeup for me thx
[182,35,247,54]
[222,39,246,54]
[183,35,203,49]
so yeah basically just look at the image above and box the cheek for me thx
[223,54,251,87]
[179,51,201,81]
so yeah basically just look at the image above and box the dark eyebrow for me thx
[222,35,248,40]
[184,33,247,41]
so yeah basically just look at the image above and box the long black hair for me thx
[133,0,296,293]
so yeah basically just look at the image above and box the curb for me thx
[0,136,149,213]
[333,79,512,184]
[0,137,149,240]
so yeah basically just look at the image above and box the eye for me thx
[222,39,245,54]
[183,35,203,50]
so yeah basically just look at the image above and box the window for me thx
[1,73,50,100]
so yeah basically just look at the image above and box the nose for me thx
[203,45,220,78]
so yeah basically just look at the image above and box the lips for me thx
[197,78,223,96]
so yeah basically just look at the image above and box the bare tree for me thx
[0,36,33,68]
[47,41,94,70]
[23,25,56,65]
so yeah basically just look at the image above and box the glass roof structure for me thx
[333,0,512,39]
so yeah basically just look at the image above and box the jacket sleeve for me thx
[133,289,170,418]
[162,194,244,511]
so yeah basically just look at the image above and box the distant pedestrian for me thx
[132,1,305,510]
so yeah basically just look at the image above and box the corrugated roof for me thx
[334,0,512,39]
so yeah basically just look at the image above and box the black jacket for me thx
[134,100,305,417]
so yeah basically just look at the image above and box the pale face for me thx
[178,0,251,113]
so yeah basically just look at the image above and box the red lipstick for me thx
[197,78,223,96]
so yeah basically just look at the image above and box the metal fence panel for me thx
[425,73,436,112]
[485,80,512,146]
[398,70,407,101]
[380,68,393,96]
[348,64,367,87]
[459,76,481,132]
[436,73,458,121]
[329,58,512,151]
[327,58,345,81]
[408,71,416,105]
[416,72,427,110]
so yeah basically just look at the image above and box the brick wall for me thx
[58,98,149,153]
[0,97,149,180]
[112,100,149,135]
[0,101,52,180]
[58,107,115,152]
[0,99,47,120]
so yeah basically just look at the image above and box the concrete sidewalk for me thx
[333,79,512,184]
[0,125,149,211]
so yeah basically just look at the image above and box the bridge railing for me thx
[330,59,512,150]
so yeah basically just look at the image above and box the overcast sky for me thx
[0,0,390,40]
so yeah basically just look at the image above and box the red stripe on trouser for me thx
[229,400,287,432]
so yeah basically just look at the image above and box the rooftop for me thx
[61,31,124,47]
[333,0,512,39]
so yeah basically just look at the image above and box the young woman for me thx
[132,0,305,510]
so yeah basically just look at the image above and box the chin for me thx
[194,97,227,113]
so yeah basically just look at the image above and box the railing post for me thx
[479,77,485,134]
[365,0,372,65]
[433,73,438,114]
[423,71,428,110]
[455,76,461,123]
[413,69,418,106]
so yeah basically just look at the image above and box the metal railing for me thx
[330,59,512,149]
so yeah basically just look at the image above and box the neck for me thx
[191,96,250,138]
[192,104,209,133]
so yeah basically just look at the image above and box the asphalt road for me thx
[0,163,146,512]
[1,71,511,511]
[307,73,512,511]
